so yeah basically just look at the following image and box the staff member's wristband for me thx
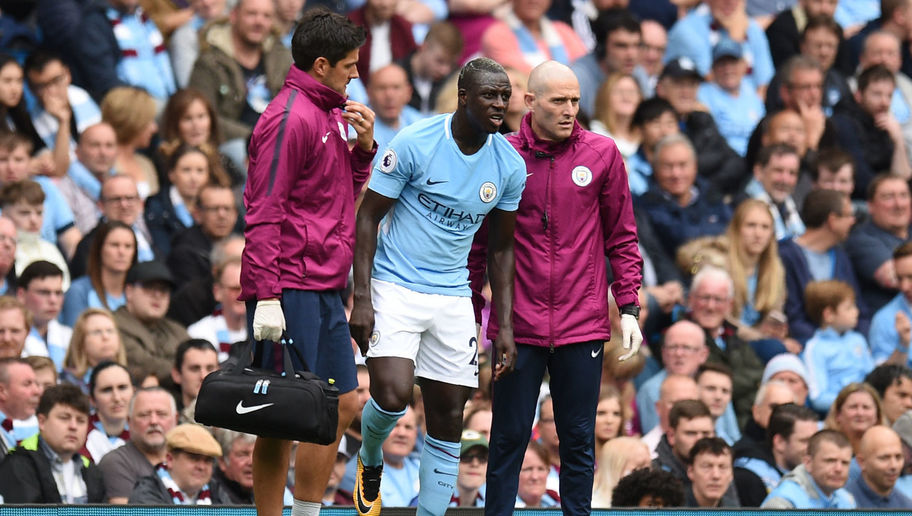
[619,304,640,320]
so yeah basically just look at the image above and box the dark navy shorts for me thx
[246,289,358,394]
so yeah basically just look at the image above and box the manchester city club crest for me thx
[369,331,380,346]
[379,149,397,174]
[572,166,592,187]
[479,181,497,203]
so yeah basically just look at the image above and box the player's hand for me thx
[253,299,285,342]
[349,298,375,356]
[618,313,642,361]
[342,100,375,153]
[492,328,517,381]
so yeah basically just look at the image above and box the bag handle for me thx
[250,331,314,375]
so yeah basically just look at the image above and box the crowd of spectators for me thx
[0,0,911,510]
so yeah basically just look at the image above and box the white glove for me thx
[618,313,642,361]
[253,299,285,342]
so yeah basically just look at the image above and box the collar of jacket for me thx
[19,434,91,468]
[285,65,347,112]
[515,111,582,155]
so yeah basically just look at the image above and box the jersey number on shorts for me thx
[469,337,478,367]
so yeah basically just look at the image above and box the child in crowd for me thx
[801,280,874,414]
[0,180,70,290]
[0,132,81,257]
[627,97,679,195]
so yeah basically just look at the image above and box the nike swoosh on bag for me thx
[235,400,275,414]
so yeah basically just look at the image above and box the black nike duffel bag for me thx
[195,335,339,444]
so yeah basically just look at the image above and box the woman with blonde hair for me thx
[60,308,127,393]
[824,382,888,455]
[594,385,625,460]
[725,199,799,355]
[591,437,651,508]
[101,87,160,199]
[590,73,641,163]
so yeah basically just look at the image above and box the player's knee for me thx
[370,387,411,413]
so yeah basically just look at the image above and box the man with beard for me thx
[98,388,177,503]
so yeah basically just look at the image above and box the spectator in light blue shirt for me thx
[275,0,304,48]
[366,64,425,156]
[869,241,912,367]
[695,363,741,445]
[665,1,774,90]
[697,37,765,157]
[627,97,679,196]
[761,429,856,508]
[802,280,874,414]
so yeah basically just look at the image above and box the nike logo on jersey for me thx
[591,347,602,358]
[433,468,458,476]
[235,401,275,414]
[322,131,331,143]
[426,178,448,185]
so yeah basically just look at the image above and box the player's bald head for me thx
[527,61,578,96]
[458,57,507,91]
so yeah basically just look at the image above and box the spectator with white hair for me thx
[684,266,765,427]
[635,134,731,263]
[209,429,258,504]
[98,387,178,504]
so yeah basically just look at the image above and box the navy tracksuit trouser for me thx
[485,341,604,516]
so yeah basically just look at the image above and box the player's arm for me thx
[487,207,517,380]
[350,189,398,354]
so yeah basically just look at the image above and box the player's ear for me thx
[312,57,330,79]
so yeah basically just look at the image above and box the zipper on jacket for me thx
[545,154,555,347]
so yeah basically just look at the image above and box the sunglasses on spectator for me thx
[460,452,488,464]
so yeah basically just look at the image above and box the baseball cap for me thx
[125,261,175,288]
[712,37,743,63]
[166,424,222,458]
[660,57,702,82]
[460,429,488,455]
[761,353,810,387]
[894,411,912,449]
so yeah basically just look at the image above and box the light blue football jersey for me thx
[368,113,526,296]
